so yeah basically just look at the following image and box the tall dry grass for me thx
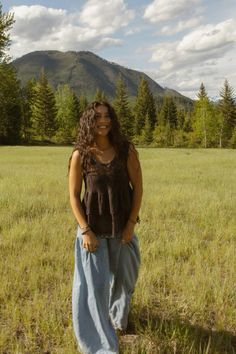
[0,146,235,353]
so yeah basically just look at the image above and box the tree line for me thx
[1,5,236,148]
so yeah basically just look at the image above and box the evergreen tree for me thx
[177,110,185,129]
[157,96,178,146]
[192,84,216,148]
[143,113,153,144]
[20,78,37,142]
[198,82,207,99]
[218,79,236,146]
[55,84,80,143]
[0,7,21,144]
[94,88,107,101]
[0,4,14,62]
[31,69,57,140]
[147,91,157,129]
[72,92,81,124]
[134,77,156,135]
[159,96,178,128]
[79,94,88,113]
[0,63,21,144]
[229,126,236,148]
[183,111,193,132]
[113,75,133,139]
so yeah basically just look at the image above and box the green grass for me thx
[0,146,235,354]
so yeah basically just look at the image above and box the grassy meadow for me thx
[0,146,235,354]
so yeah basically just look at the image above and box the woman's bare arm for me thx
[69,150,99,252]
[69,150,88,228]
[127,144,143,224]
[122,145,143,243]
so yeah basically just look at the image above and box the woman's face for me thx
[94,105,112,136]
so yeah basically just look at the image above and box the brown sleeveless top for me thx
[81,150,133,237]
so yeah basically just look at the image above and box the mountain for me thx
[12,50,192,106]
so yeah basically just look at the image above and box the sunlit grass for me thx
[0,146,235,353]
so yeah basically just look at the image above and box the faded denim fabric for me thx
[72,225,140,354]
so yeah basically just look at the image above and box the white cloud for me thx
[124,27,141,36]
[144,0,201,23]
[79,0,135,35]
[10,5,67,41]
[143,18,236,98]
[144,0,204,36]
[9,3,133,58]
[160,17,203,35]
[150,19,236,71]
[178,19,236,53]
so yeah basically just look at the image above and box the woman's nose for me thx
[97,117,111,123]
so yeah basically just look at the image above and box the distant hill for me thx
[12,50,192,107]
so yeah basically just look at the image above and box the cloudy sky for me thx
[2,0,236,99]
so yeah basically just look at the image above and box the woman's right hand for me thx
[82,230,99,253]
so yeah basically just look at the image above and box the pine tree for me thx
[198,82,207,99]
[0,4,14,63]
[218,79,236,146]
[143,113,153,144]
[0,63,21,144]
[183,111,193,132]
[55,84,80,143]
[159,96,178,128]
[31,69,57,140]
[72,92,81,123]
[79,94,88,113]
[94,88,107,101]
[193,84,216,148]
[0,7,21,144]
[113,75,133,139]
[20,78,37,142]
[177,110,185,129]
[134,77,156,135]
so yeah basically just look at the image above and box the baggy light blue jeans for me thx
[72,225,141,354]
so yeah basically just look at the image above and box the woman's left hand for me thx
[121,221,135,244]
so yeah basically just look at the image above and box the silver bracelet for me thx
[80,224,89,229]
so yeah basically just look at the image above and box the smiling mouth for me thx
[97,125,110,129]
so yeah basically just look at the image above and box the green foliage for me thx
[152,124,170,147]
[20,78,37,142]
[0,4,14,63]
[113,75,133,139]
[218,79,236,145]
[0,63,21,144]
[192,84,218,148]
[159,96,178,129]
[183,111,193,132]
[55,85,80,143]
[94,88,107,101]
[176,110,185,130]
[134,77,157,135]
[79,94,88,113]
[0,6,21,144]
[31,69,57,140]
[142,113,153,144]
[229,126,236,148]
[197,82,207,99]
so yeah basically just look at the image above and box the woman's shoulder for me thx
[70,149,82,167]
[71,149,81,159]
[127,143,139,159]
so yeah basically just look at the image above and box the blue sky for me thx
[2,0,236,99]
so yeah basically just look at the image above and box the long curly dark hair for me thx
[68,101,133,174]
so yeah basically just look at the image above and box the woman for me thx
[68,101,143,354]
